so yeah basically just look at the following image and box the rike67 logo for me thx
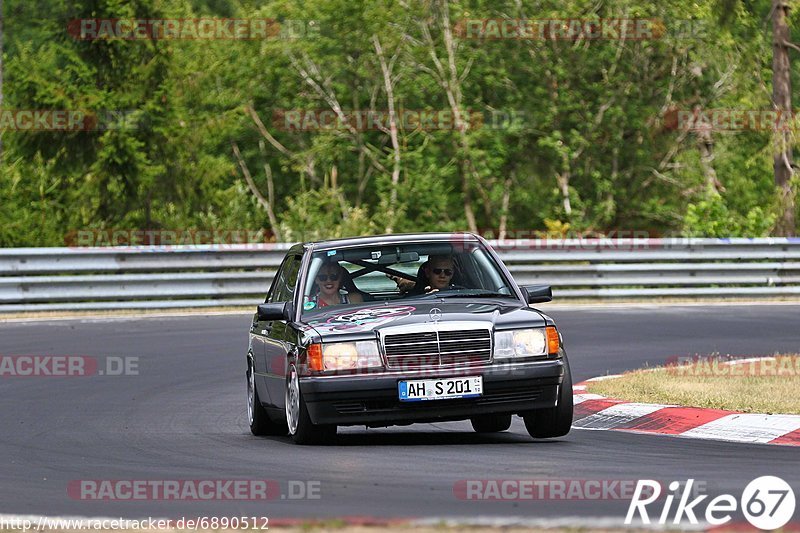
[626,476,796,530]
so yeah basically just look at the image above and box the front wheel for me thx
[285,365,336,445]
[470,414,512,433]
[523,356,573,439]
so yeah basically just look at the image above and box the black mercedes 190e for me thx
[246,232,572,444]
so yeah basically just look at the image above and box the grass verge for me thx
[586,355,800,415]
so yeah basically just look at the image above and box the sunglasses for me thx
[432,268,453,276]
[316,273,340,282]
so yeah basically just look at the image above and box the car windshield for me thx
[301,239,516,315]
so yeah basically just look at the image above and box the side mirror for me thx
[521,284,552,304]
[257,302,292,321]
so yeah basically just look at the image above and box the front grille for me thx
[474,387,543,405]
[333,401,367,414]
[382,328,492,369]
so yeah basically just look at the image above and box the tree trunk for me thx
[557,152,572,217]
[773,0,795,236]
[232,142,283,242]
[498,176,512,240]
[373,35,401,234]
[0,0,4,159]
[433,0,478,233]
[697,128,723,193]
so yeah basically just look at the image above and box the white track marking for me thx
[572,379,800,446]
[572,393,606,405]
[573,402,673,430]
[680,413,800,444]
[726,356,775,365]
[583,374,623,382]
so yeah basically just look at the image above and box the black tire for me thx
[285,365,337,445]
[247,355,288,436]
[470,414,512,433]
[523,356,573,439]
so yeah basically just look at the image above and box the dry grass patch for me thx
[586,355,800,414]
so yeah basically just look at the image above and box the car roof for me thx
[302,232,482,252]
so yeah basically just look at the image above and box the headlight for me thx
[321,341,382,371]
[494,328,547,359]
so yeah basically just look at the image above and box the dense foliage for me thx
[1,0,798,245]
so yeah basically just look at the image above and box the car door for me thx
[250,256,291,407]
[263,254,302,408]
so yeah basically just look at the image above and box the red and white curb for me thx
[573,376,800,446]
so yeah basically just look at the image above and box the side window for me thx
[274,255,301,303]
[266,258,289,303]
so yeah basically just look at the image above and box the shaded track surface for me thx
[1,304,798,523]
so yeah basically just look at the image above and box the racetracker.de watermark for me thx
[67,479,320,500]
[454,18,707,40]
[454,479,672,500]
[0,516,270,532]
[451,230,705,251]
[0,356,138,377]
[0,110,136,131]
[65,229,276,249]
[665,355,800,378]
[273,357,555,378]
[68,18,319,40]
[664,108,800,132]
[272,109,526,131]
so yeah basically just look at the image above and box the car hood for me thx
[302,299,549,342]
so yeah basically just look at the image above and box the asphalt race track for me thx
[1,304,799,525]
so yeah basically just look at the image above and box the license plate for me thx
[398,376,483,402]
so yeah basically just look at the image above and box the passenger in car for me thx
[310,261,364,308]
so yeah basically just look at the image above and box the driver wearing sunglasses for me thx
[422,255,456,293]
[390,255,459,295]
[311,262,363,308]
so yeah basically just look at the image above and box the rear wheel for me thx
[285,365,336,445]
[523,356,573,439]
[247,354,288,436]
[470,414,512,433]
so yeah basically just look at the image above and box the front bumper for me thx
[301,359,564,426]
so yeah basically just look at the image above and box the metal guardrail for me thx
[1,239,799,312]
